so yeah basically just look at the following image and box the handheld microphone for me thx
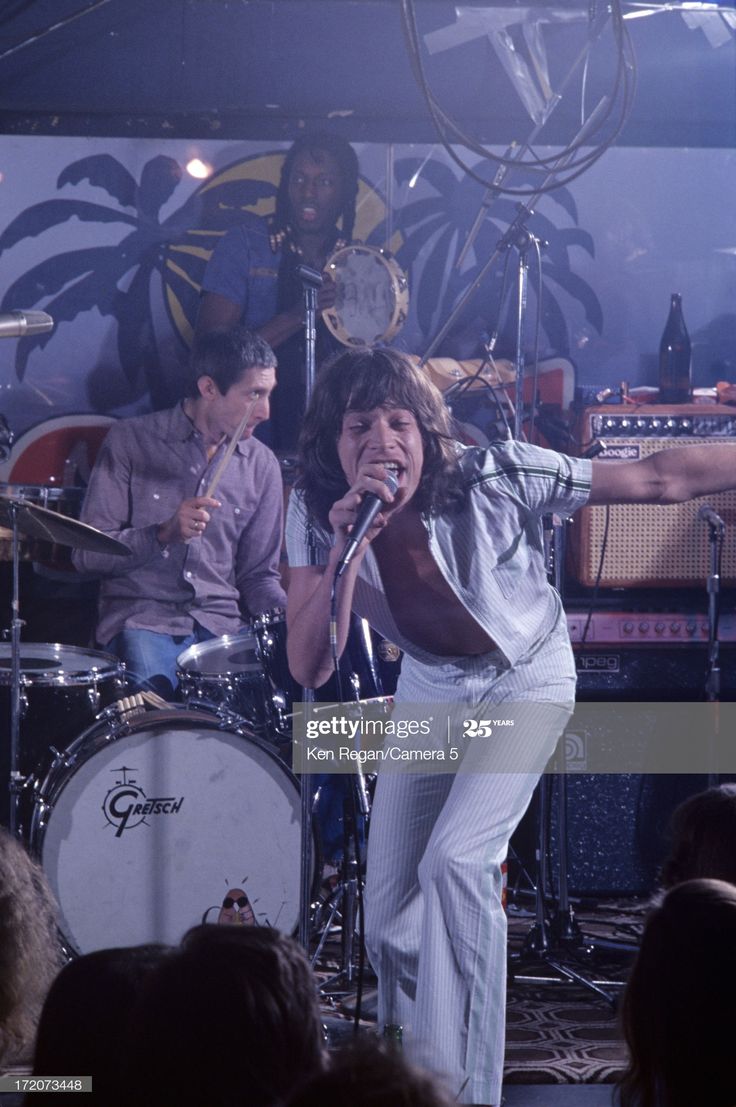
[336,471,399,578]
[0,310,54,338]
[698,504,726,533]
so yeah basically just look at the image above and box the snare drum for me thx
[323,244,409,348]
[29,704,306,953]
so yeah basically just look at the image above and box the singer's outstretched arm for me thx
[589,443,736,506]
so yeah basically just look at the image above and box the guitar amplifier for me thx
[570,405,736,588]
[545,643,736,895]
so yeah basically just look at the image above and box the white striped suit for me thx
[286,440,592,1105]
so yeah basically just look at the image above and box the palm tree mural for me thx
[392,154,602,358]
[0,153,274,408]
[0,151,391,412]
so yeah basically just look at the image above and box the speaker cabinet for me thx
[570,407,736,588]
[538,645,736,895]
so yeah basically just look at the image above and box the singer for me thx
[286,347,736,1107]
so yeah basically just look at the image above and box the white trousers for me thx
[364,619,576,1105]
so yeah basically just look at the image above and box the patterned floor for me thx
[503,897,645,1086]
[317,896,647,1088]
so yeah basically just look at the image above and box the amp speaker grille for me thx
[570,437,736,588]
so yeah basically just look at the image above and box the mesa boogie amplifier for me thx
[570,405,736,588]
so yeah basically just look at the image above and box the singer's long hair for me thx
[297,348,465,530]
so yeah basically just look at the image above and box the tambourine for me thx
[323,244,409,348]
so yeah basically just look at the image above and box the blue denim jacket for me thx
[201,212,281,327]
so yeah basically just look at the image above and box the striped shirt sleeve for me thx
[284,487,333,568]
[464,441,592,517]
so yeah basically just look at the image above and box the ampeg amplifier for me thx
[547,642,736,895]
[570,405,736,588]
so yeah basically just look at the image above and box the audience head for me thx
[285,1036,455,1107]
[31,944,167,1106]
[619,878,736,1107]
[660,783,736,888]
[0,829,62,1064]
[127,925,325,1106]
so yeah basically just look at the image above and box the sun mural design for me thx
[0,148,395,409]
[162,150,398,349]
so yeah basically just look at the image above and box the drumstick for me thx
[204,399,257,499]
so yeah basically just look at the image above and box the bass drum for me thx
[323,244,408,348]
[30,705,306,954]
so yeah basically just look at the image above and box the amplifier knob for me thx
[639,621,650,633]
[665,418,677,432]
[651,418,661,430]
[623,621,634,634]
[655,622,666,634]
[670,621,681,634]
[636,418,647,432]
[620,418,631,430]
[686,621,697,635]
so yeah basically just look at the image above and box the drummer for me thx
[195,131,360,454]
[72,327,286,698]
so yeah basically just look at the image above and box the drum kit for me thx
[0,483,390,957]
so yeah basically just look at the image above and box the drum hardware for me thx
[0,493,129,833]
[0,415,13,463]
[322,244,409,349]
[509,767,637,1003]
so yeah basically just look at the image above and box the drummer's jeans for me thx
[364,621,576,1106]
[105,625,215,701]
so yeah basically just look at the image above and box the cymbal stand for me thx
[6,501,25,836]
[510,764,640,1008]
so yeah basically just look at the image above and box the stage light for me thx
[186,158,213,180]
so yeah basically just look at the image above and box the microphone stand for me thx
[7,501,25,836]
[297,264,323,950]
[295,264,376,971]
[496,107,641,1001]
[703,514,723,704]
[419,94,611,369]
[702,511,724,787]
[451,3,612,278]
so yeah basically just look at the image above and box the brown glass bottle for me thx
[658,292,691,404]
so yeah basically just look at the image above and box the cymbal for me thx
[0,495,131,556]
